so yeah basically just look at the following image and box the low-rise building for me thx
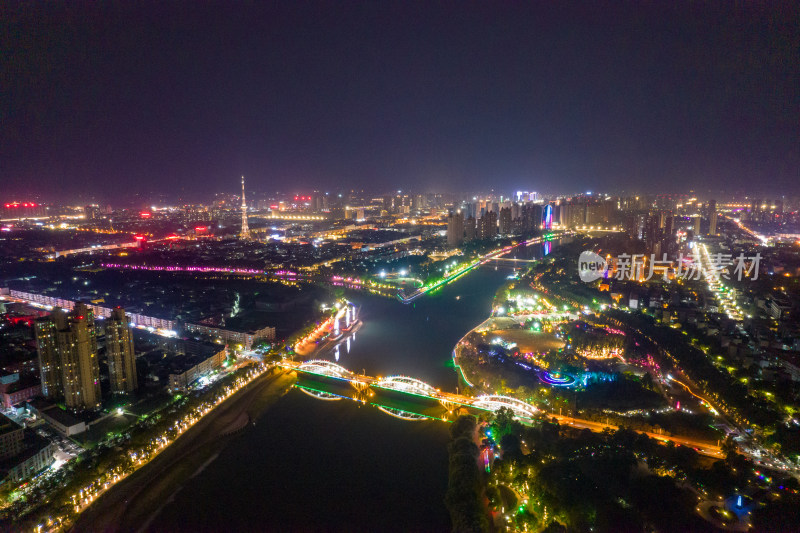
[27,400,87,436]
[0,378,41,409]
[0,415,25,461]
[185,322,275,350]
[168,347,227,391]
[1,434,55,484]
[8,290,177,333]
[768,298,791,320]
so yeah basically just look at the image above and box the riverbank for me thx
[70,369,296,533]
[143,267,517,531]
[452,316,525,391]
[92,265,526,532]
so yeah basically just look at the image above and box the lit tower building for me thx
[464,216,477,241]
[707,199,717,235]
[498,206,512,235]
[58,307,101,411]
[106,307,138,394]
[446,211,464,247]
[73,302,98,356]
[35,305,102,411]
[240,175,250,239]
[34,310,65,399]
[659,210,670,229]
[543,204,552,230]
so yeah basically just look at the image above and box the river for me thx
[147,241,555,532]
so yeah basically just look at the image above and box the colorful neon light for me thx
[539,371,576,387]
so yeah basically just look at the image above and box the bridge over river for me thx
[282,359,538,422]
[280,360,724,459]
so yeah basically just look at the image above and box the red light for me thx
[140,211,151,218]
[134,235,145,240]
[166,234,179,240]
[195,226,207,232]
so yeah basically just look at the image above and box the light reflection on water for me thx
[151,242,560,532]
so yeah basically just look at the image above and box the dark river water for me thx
[149,241,556,532]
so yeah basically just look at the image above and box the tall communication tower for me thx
[240,176,250,239]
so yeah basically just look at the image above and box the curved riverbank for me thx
[134,261,553,531]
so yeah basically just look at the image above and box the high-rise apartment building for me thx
[478,211,498,240]
[708,199,718,235]
[658,210,670,229]
[446,211,464,247]
[105,307,138,394]
[749,198,763,222]
[498,207,512,235]
[34,305,101,411]
[83,204,101,220]
[520,204,544,232]
[464,216,476,242]
[73,302,98,355]
[34,313,62,399]
[585,200,614,226]
[558,201,586,228]
[644,214,661,254]
[625,213,647,240]
[58,311,101,411]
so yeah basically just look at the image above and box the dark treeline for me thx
[445,415,489,533]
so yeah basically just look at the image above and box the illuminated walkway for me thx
[283,360,724,458]
[397,233,564,303]
[287,359,540,421]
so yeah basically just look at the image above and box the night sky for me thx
[2,2,798,201]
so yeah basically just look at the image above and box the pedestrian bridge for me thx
[281,359,724,459]
[297,360,352,378]
[285,360,540,422]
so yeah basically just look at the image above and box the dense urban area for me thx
[1,189,800,532]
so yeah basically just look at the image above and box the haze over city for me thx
[2,3,798,202]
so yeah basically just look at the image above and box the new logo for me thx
[578,251,608,282]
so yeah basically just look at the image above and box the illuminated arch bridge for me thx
[376,376,437,396]
[297,386,343,401]
[376,406,429,421]
[297,360,352,378]
[472,395,539,419]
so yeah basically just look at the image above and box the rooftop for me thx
[0,413,23,437]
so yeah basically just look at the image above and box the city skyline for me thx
[3,183,799,209]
